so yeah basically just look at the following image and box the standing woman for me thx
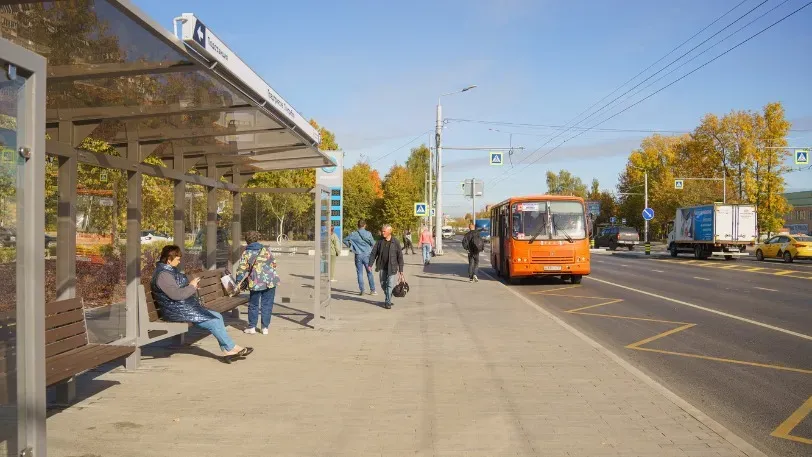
[418,226,434,266]
[234,231,280,335]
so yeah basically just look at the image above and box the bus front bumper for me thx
[511,262,590,277]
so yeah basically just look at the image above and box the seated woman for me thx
[151,245,253,363]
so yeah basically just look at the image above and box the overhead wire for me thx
[488,0,757,181]
[369,128,434,165]
[491,0,812,187]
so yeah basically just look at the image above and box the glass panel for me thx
[141,175,174,283]
[0,57,25,457]
[319,189,330,306]
[216,189,232,269]
[75,164,126,343]
[511,201,548,240]
[550,201,587,240]
[184,183,205,274]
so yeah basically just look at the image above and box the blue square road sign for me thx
[796,149,809,165]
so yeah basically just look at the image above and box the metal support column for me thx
[125,169,142,369]
[205,165,217,270]
[172,145,185,265]
[312,188,321,329]
[56,121,77,300]
[644,171,650,256]
[231,167,243,270]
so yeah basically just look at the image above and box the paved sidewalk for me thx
[46,252,750,457]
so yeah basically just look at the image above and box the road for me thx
[445,237,811,457]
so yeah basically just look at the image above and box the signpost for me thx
[621,218,627,226]
[586,200,601,217]
[414,202,427,217]
[489,151,503,166]
[796,149,809,165]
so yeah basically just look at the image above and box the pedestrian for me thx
[343,219,377,296]
[234,231,280,335]
[462,223,484,283]
[368,224,404,309]
[418,226,434,265]
[402,228,416,254]
[151,245,253,362]
[329,229,341,282]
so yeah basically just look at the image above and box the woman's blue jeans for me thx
[248,287,276,329]
[195,311,236,352]
[422,244,431,263]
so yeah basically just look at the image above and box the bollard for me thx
[645,242,651,256]
[590,238,595,249]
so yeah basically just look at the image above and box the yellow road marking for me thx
[528,285,580,295]
[771,396,812,445]
[632,348,812,375]
[774,270,795,276]
[654,258,812,280]
[566,299,623,313]
[626,323,697,348]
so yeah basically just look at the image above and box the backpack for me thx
[471,234,485,253]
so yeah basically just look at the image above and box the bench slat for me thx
[45,308,84,331]
[46,298,83,315]
[197,283,223,298]
[45,321,86,345]
[46,333,88,358]
[46,344,134,386]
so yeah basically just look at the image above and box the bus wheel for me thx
[571,275,583,284]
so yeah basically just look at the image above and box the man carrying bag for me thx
[462,223,484,283]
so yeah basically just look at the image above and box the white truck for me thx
[666,204,757,260]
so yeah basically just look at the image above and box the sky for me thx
[136,0,812,216]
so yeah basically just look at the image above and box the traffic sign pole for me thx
[644,171,649,256]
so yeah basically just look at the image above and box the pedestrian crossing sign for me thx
[414,202,427,217]
[796,149,809,165]
[490,151,503,166]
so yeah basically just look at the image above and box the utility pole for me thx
[428,134,433,233]
[434,85,477,255]
[424,171,429,227]
[644,170,649,256]
[471,177,476,224]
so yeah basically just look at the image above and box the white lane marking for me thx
[587,277,812,341]
[754,286,778,292]
[693,276,710,281]
[620,264,630,267]
[652,269,665,273]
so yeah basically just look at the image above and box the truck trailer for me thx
[666,204,757,260]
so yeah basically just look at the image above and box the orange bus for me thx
[489,195,591,284]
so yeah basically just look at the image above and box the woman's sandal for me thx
[221,347,254,364]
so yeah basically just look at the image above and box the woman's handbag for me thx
[236,248,262,292]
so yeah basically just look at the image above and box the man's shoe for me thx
[359,291,365,296]
[243,328,257,334]
[469,278,473,283]
[370,291,378,296]
[384,303,392,309]
[473,275,479,283]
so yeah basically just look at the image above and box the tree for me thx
[381,165,419,233]
[309,119,339,151]
[588,178,601,200]
[405,144,430,203]
[246,170,314,238]
[546,170,588,197]
[343,162,384,235]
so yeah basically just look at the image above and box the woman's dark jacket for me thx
[150,262,216,324]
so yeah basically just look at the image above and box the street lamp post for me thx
[629,165,650,255]
[434,85,476,255]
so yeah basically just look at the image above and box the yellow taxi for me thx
[755,234,812,263]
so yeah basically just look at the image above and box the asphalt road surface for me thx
[445,240,811,457]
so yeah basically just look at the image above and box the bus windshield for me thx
[511,201,548,240]
[550,201,586,240]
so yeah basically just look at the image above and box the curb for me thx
[453,251,768,457]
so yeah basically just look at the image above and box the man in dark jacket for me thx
[462,223,484,283]
[368,224,404,309]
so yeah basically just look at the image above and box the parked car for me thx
[755,234,812,263]
[140,230,171,243]
[594,226,640,251]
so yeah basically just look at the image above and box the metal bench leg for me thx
[172,333,186,346]
[125,347,141,371]
[230,307,241,318]
[54,377,76,405]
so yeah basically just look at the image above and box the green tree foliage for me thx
[343,162,384,235]
[617,102,792,236]
[381,165,419,233]
[405,144,430,202]
[309,119,340,151]
[545,170,588,197]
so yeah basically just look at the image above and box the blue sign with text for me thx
[693,205,714,241]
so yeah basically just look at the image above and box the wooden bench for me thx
[1,298,135,405]
[137,268,248,347]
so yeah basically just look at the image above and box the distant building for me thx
[783,191,812,234]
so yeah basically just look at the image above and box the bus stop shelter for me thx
[0,1,334,455]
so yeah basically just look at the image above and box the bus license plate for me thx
[543,265,562,271]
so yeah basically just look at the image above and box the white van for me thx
[441,226,454,239]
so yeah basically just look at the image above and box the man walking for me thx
[343,219,377,296]
[402,228,415,255]
[368,224,404,309]
[462,223,484,283]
